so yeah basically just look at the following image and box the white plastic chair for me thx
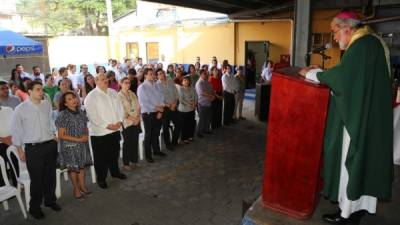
[6,146,31,211]
[0,156,27,219]
[87,136,97,183]
[55,141,69,199]
[138,133,144,160]
[120,132,124,159]
[55,168,68,199]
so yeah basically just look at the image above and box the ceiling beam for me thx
[141,0,233,14]
[204,0,265,10]
[229,1,294,19]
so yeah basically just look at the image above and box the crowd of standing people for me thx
[0,56,247,220]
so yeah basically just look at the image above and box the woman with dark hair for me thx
[195,62,201,73]
[201,64,209,72]
[178,76,197,143]
[96,66,106,75]
[186,64,199,88]
[118,77,141,171]
[56,91,93,200]
[10,68,23,87]
[54,79,77,110]
[82,74,96,100]
[167,64,175,79]
[174,68,184,86]
[15,77,31,101]
[107,70,119,91]
[208,66,223,129]
[127,68,139,94]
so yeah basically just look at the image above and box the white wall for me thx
[48,36,110,68]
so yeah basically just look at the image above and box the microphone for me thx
[308,43,332,55]
[308,46,327,55]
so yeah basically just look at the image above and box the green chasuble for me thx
[316,34,393,201]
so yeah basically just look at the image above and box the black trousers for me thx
[25,140,57,211]
[142,112,163,159]
[211,98,223,129]
[121,125,140,165]
[197,105,212,134]
[162,108,181,146]
[180,111,196,140]
[91,131,121,183]
[223,91,236,124]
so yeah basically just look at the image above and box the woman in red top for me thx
[208,66,223,129]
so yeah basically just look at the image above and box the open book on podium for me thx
[262,67,330,219]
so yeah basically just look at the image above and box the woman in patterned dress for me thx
[56,91,93,200]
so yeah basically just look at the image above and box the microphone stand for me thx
[315,50,331,69]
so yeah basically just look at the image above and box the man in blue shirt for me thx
[137,68,166,163]
[195,69,215,137]
[11,81,61,219]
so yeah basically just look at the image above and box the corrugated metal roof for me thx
[141,0,294,19]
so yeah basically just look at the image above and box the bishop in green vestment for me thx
[300,10,393,224]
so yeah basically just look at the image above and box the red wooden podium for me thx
[262,69,330,219]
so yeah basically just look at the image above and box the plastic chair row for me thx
[0,155,27,219]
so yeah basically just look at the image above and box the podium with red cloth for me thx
[262,68,330,219]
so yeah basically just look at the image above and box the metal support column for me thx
[292,0,311,67]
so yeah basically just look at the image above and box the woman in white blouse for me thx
[118,77,141,171]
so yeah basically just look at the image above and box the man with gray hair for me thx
[300,10,393,224]
[84,73,127,189]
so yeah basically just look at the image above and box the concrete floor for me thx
[1,99,399,225]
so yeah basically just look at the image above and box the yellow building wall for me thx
[117,27,178,63]
[116,21,293,67]
[117,23,234,65]
[178,23,235,64]
[235,21,293,66]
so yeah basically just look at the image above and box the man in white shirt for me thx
[208,56,222,71]
[30,66,45,84]
[261,60,273,83]
[16,64,30,79]
[84,73,126,189]
[134,57,143,71]
[221,66,238,125]
[72,64,90,94]
[55,67,72,86]
[108,59,124,81]
[158,54,168,70]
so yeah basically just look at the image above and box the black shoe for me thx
[112,173,127,180]
[204,131,213,135]
[224,123,231,126]
[146,158,155,163]
[97,181,108,189]
[166,145,175,151]
[44,203,61,212]
[154,152,167,157]
[322,210,353,224]
[197,134,204,138]
[29,209,45,220]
